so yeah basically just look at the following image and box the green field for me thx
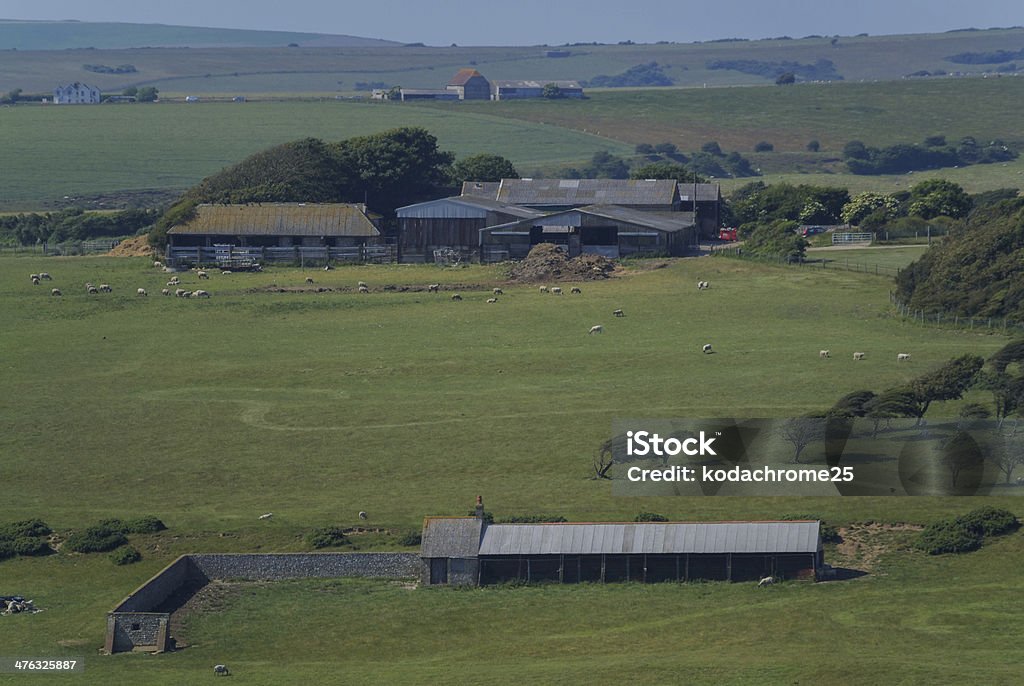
[1,249,1022,683]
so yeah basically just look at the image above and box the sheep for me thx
[197,270,209,279]
[539,286,548,293]
[589,325,603,335]
[213,664,230,676]
[357,281,368,288]
[161,288,171,296]
[697,280,709,290]
[194,290,211,298]
[87,286,98,294]
[305,277,314,285]
[30,273,39,280]
[758,576,776,587]
[358,511,368,520]
[358,285,369,294]
[182,291,194,298]
[551,287,563,295]
[427,284,440,293]
[175,288,186,297]
[613,309,625,317]
[137,288,147,296]
[323,264,332,271]
[451,293,463,301]
[38,272,52,281]
[570,287,582,294]
[819,350,830,359]
[153,261,163,268]
[221,270,232,275]
[702,343,713,354]
[51,288,62,296]
[897,353,911,361]
[486,297,498,303]
[258,513,273,520]
[493,288,503,295]
[99,284,112,293]
[853,352,866,361]
[31,276,40,285]
[166,280,179,287]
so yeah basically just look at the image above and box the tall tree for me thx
[910,354,985,422]
[449,153,518,184]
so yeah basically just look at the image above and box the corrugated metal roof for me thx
[578,205,696,232]
[461,181,502,199]
[168,204,380,237]
[421,517,484,558]
[492,80,583,89]
[396,196,544,220]
[448,69,487,86]
[496,179,679,206]
[477,522,820,556]
[677,184,721,202]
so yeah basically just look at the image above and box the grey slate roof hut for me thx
[421,517,823,585]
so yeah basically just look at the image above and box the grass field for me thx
[3,76,1022,211]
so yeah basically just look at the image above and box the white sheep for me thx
[358,285,369,294]
[486,297,497,303]
[221,270,232,275]
[570,287,582,294]
[194,290,211,298]
[87,285,98,294]
[51,288,62,296]
[213,664,230,676]
[305,277,314,285]
[99,284,112,293]
[258,513,273,520]
[30,273,39,280]
[427,284,440,293]
[702,343,713,354]
[161,288,171,296]
[853,352,866,360]
[175,288,186,297]
[38,272,52,280]
[539,286,548,293]
[897,353,911,361]
[182,291,193,298]
[358,281,368,288]
[819,350,830,359]
[137,288,147,296]
[589,325,603,335]
[197,270,209,279]
[358,511,368,520]
[153,261,163,268]
[31,276,40,285]
[613,309,625,317]
[551,287,563,295]
[493,288,503,295]
[451,293,462,301]
[758,576,776,587]
[697,280,709,290]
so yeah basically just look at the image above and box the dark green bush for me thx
[0,540,15,561]
[398,531,422,547]
[634,512,669,522]
[780,514,840,543]
[466,510,494,525]
[110,546,142,565]
[0,519,52,540]
[123,516,167,534]
[955,507,1020,537]
[64,524,128,553]
[11,537,52,557]
[306,527,351,549]
[915,519,983,555]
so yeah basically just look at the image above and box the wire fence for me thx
[0,240,120,256]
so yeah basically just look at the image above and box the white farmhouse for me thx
[54,82,101,104]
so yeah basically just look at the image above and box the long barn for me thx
[421,515,823,586]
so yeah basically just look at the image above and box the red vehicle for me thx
[718,227,738,241]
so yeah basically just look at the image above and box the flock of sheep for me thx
[819,350,912,362]
[36,262,215,300]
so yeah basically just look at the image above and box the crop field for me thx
[4,76,1023,211]
[1,250,1022,683]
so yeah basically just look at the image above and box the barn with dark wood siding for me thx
[167,203,381,248]
[421,517,823,586]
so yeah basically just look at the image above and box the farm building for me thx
[166,203,385,265]
[396,196,545,262]
[493,178,683,211]
[400,89,459,101]
[53,82,101,104]
[479,205,698,261]
[492,80,584,100]
[446,69,492,100]
[421,515,824,586]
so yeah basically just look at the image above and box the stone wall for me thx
[111,555,195,612]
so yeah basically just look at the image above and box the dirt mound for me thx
[507,243,617,283]
[107,235,155,257]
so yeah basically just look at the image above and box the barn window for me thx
[131,623,141,631]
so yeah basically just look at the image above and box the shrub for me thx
[0,519,51,540]
[0,540,17,560]
[64,524,128,553]
[306,527,351,549]
[914,519,982,555]
[634,512,669,522]
[956,507,1020,537]
[111,546,142,565]
[398,531,422,547]
[806,140,820,152]
[781,514,840,542]
[754,141,775,152]
[123,516,167,534]
[466,510,495,525]
[11,537,52,557]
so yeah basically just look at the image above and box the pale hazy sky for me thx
[2,0,1022,45]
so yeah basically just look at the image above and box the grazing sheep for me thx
[493,288,503,295]
[39,272,52,281]
[197,270,209,279]
[427,284,440,293]
[486,297,497,303]
[175,288,186,297]
[853,352,866,361]
[819,350,830,359]
[51,288,62,296]
[589,325,603,335]
[358,281,368,288]
[161,288,171,296]
[358,285,369,293]
[613,309,625,317]
[551,287,563,295]
[87,286,99,294]
[221,270,232,275]
[305,277,314,285]
[258,513,273,520]
[213,664,230,676]
[182,291,194,298]
[539,286,548,293]
[31,276,40,285]
[153,261,163,268]
[697,280,709,290]
[137,288,147,296]
[702,343,713,354]
[30,273,39,280]
[570,287,582,294]
[194,290,211,298]
[166,280,179,287]
[99,284,112,293]
[758,576,776,587]
[451,293,463,301]
[358,511,368,520]
[897,353,911,361]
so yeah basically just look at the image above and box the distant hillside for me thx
[0,19,398,50]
